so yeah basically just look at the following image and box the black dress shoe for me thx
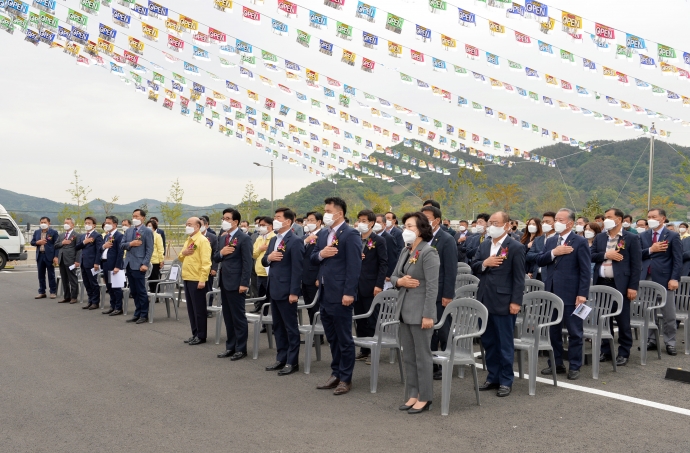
[639,342,658,351]
[666,345,677,356]
[478,381,501,391]
[184,337,195,344]
[125,317,140,323]
[188,337,206,345]
[277,364,299,376]
[541,365,567,375]
[206,312,213,318]
[408,401,432,414]
[433,370,443,381]
[265,361,286,371]
[88,304,100,310]
[615,356,628,366]
[230,351,247,361]
[102,308,115,315]
[109,310,123,316]
[135,317,148,324]
[599,353,612,362]
[567,370,580,380]
[496,385,512,397]
[82,304,92,310]
[259,327,266,333]
[217,350,236,358]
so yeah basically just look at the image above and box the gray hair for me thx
[557,208,576,222]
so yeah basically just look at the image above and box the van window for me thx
[0,219,18,236]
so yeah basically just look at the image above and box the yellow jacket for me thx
[253,231,275,277]
[178,232,212,282]
[151,231,164,264]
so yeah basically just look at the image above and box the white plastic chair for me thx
[123,267,152,316]
[454,274,479,298]
[676,277,690,355]
[582,286,623,379]
[630,280,666,365]
[145,264,180,323]
[245,297,272,359]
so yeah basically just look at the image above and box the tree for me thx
[160,178,185,245]
[96,195,120,216]
[363,190,390,214]
[447,166,487,220]
[237,182,260,223]
[531,180,566,217]
[581,192,603,220]
[397,198,419,216]
[58,170,93,226]
[206,209,222,228]
[8,211,23,224]
[629,192,675,218]
[484,183,523,213]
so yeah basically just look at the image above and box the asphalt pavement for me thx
[1,269,689,453]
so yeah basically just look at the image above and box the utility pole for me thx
[647,122,655,212]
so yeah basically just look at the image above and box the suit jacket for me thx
[454,231,469,263]
[639,227,682,286]
[291,223,304,238]
[99,231,124,272]
[261,229,304,300]
[429,228,458,301]
[386,226,405,257]
[471,235,526,315]
[310,222,362,304]
[213,229,253,290]
[381,230,400,278]
[358,232,388,297]
[390,242,439,324]
[526,234,550,279]
[156,228,167,253]
[682,237,690,277]
[591,229,641,298]
[464,233,487,261]
[54,229,81,266]
[120,225,154,270]
[76,230,105,269]
[537,231,591,305]
[302,232,321,286]
[31,228,58,260]
[204,231,219,272]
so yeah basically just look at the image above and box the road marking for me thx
[0,270,38,274]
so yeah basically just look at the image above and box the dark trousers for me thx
[82,266,100,306]
[549,305,583,371]
[184,280,208,340]
[271,298,300,365]
[104,272,123,310]
[148,264,161,293]
[126,265,148,318]
[597,278,633,359]
[353,294,375,355]
[301,283,320,324]
[254,276,269,310]
[206,273,215,306]
[320,295,355,383]
[431,299,451,353]
[37,253,57,295]
[481,313,517,387]
[249,265,259,298]
[58,260,78,299]
[220,280,248,352]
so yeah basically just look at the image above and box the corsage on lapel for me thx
[408,250,420,264]
[366,238,375,250]
[277,240,286,252]
[329,238,339,247]
[231,238,238,247]
[616,239,625,251]
[500,246,509,260]
[187,242,197,251]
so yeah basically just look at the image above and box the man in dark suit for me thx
[464,213,490,261]
[262,208,304,375]
[214,208,253,360]
[312,197,362,395]
[54,217,81,304]
[681,235,690,278]
[31,216,59,299]
[526,212,557,282]
[454,220,470,263]
[421,205,458,380]
[384,211,405,256]
[149,216,167,255]
[591,208,641,365]
[377,214,400,287]
[537,208,591,380]
[639,208,682,355]
[353,209,388,361]
[471,211,525,397]
[100,216,125,316]
[302,211,324,323]
[200,215,218,316]
[76,216,104,310]
[120,209,154,324]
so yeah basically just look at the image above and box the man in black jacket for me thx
[302,211,324,323]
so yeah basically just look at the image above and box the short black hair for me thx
[476,213,490,222]
[324,196,347,216]
[254,216,262,222]
[636,218,648,226]
[649,208,667,218]
[296,218,303,223]
[84,216,97,225]
[275,207,295,223]
[40,216,50,222]
[420,205,442,220]
[240,220,249,227]
[423,199,441,209]
[594,214,605,221]
[147,219,159,230]
[402,212,433,242]
[680,222,689,228]
[132,208,147,218]
[259,216,273,226]
[150,216,159,222]
[577,216,590,223]
[385,211,397,221]
[357,209,376,222]
[306,211,323,222]
[121,219,131,226]
[105,215,119,225]
[543,211,556,219]
[344,217,350,224]
[200,215,210,224]
[605,208,625,220]
[222,208,241,222]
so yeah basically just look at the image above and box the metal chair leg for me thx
[252,321,260,360]
[471,365,480,406]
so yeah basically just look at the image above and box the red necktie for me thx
[225,234,230,246]
[652,232,658,244]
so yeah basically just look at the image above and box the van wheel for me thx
[0,252,7,270]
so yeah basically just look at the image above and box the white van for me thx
[0,204,27,269]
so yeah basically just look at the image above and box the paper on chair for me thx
[69,264,76,270]
[167,266,179,281]
[110,271,126,288]
[572,303,592,320]
[383,281,394,291]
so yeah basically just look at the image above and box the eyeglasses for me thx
[486,221,505,227]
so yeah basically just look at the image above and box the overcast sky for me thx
[2,0,689,207]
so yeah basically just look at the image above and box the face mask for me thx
[40,223,48,230]
[103,224,113,232]
[240,227,248,233]
[185,226,195,235]
[528,225,538,234]
[221,220,233,231]
[553,222,568,234]
[584,230,595,239]
[305,223,317,232]
[603,219,616,231]
[458,225,466,232]
[575,225,584,233]
[622,222,631,229]
[273,219,284,231]
[636,227,646,234]
[385,220,393,228]
[401,229,417,245]
[132,219,142,227]
[373,223,383,233]
[84,224,93,231]
[470,227,477,234]
[121,226,129,232]
[512,226,517,231]
[356,222,370,233]
[679,228,687,234]
[258,226,268,235]
[542,223,553,233]
[647,219,660,230]
[63,224,71,230]
[488,225,506,239]
[199,225,206,233]
[475,225,485,234]
[323,213,335,227]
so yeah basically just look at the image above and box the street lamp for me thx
[253,160,274,212]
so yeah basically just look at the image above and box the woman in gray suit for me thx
[390,212,439,414]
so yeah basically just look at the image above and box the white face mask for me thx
[401,229,417,245]
[63,224,71,230]
[541,223,553,233]
[636,227,646,234]
[132,218,142,226]
[470,227,477,234]
[488,225,506,239]
[305,223,317,232]
[356,222,370,233]
[385,220,393,228]
[575,225,584,233]
[121,226,129,232]
[603,219,616,231]
[373,223,383,233]
[622,222,631,229]
[679,228,687,234]
[647,219,660,230]
[553,222,568,234]
[323,213,336,227]
[185,226,195,235]
[258,226,268,235]
[528,225,538,234]
[475,225,485,234]
[40,223,48,230]
[200,225,207,233]
[84,224,93,232]
[273,219,284,231]
[584,230,595,239]
[104,224,113,232]
[458,225,467,232]
[240,227,248,233]
[221,220,233,231]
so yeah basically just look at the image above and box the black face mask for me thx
[512,226,517,231]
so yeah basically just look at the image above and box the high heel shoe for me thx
[407,401,432,414]
[399,402,416,411]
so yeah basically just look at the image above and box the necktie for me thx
[649,232,658,275]
[225,234,230,247]
[558,236,563,246]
